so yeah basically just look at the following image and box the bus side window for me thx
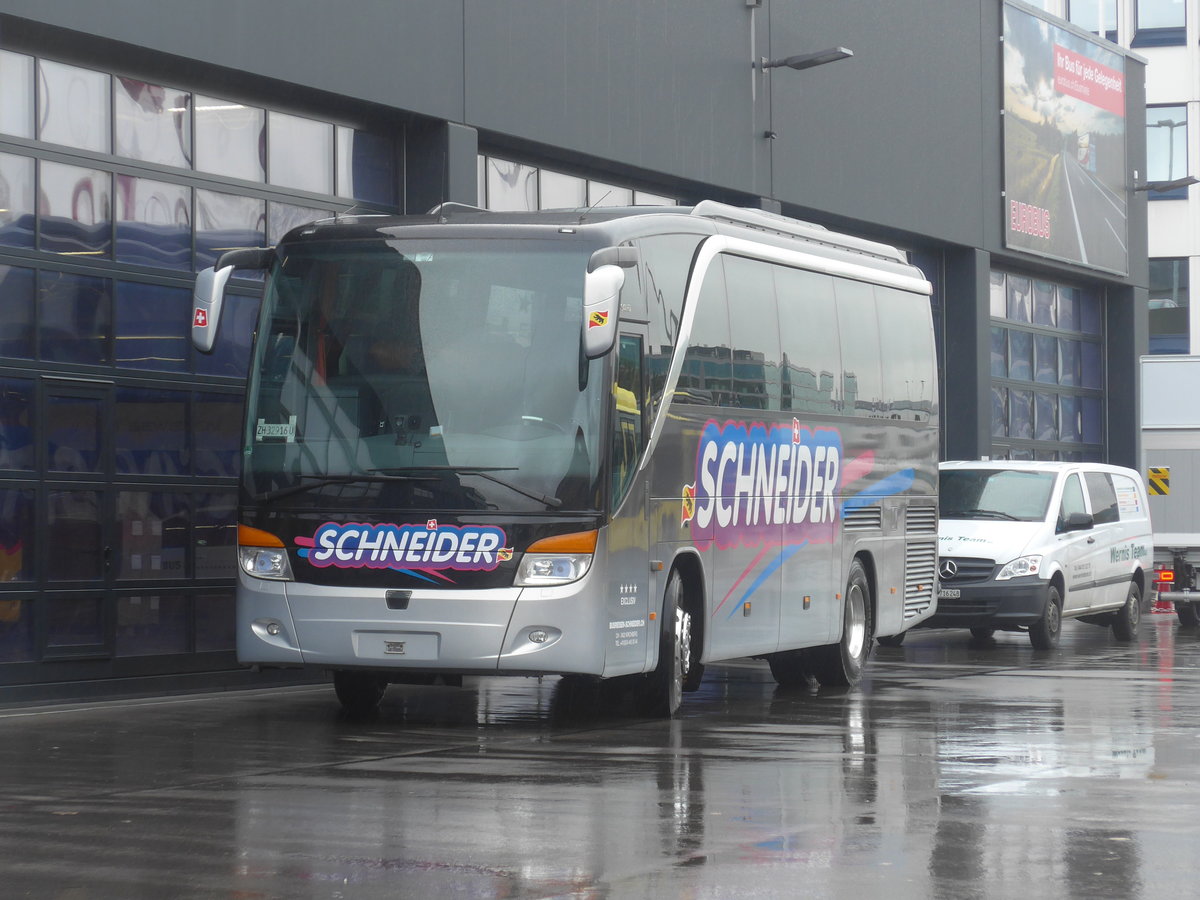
[612,335,645,510]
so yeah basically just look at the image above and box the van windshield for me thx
[939,469,1056,522]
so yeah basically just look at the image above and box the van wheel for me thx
[1176,601,1200,628]
[1028,586,1062,650]
[333,670,388,714]
[1111,581,1141,642]
[633,569,689,717]
[808,559,872,686]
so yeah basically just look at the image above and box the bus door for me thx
[604,331,655,674]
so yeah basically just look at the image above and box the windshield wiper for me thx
[371,466,563,509]
[951,508,1021,521]
[256,472,439,503]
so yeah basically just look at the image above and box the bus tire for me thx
[634,569,690,717]
[808,558,872,687]
[333,670,388,714]
[1111,580,1141,642]
[767,647,815,688]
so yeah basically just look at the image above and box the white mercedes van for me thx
[926,461,1152,649]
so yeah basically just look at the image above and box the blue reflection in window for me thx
[1007,275,1031,323]
[195,190,265,271]
[39,161,112,257]
[0,153,34,249]
[193,392,243,477]
[1060,396,1081,442]
[1081,397,1103,444]
[38,272,111,364]
[990,327,1007,377]
[116,386,188,475]
[193,292,258,378]
[1034,335,1058,384]
[116,176,191,270]
[1059,339,1080,386]
[992,387,1009,438]
[1009,389,1033,439]
[0,265,34,359]
[194,492,237,580]
[337,127,396,206]
[1080,293,1102,334]
[1035,392,1058,441]
[1008,330,1033,380]
[0,377,33,471]
[115,281,189,372]
[1081,341,1103,389]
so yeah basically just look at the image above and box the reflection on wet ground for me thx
[3,616,1200,898]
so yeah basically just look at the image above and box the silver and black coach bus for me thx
[191,201,939,715]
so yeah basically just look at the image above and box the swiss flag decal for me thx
[193,308,208,328]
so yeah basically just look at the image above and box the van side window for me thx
[1084,472,1119,524]
[1111,473,1145,521]
[1057,473,1086,531]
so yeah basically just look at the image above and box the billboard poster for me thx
[1003,3,1128,275]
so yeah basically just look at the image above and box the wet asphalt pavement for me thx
[2,613,1200,899]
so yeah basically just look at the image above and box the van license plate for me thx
[939,589,961,600]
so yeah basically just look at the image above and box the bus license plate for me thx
[939,588,961,600]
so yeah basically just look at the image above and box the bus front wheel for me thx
[333,670,388,715]
[633,569,690,717]
[807,559,872,687]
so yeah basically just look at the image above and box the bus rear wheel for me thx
[333,670,388,715]
[807,559,872,687]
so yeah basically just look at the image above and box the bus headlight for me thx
[996,555,1042,580]
[238,524,294,581]
[516,553,593,585]
[514,529,597,587]
[240,546,294,581]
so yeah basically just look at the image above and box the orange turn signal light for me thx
[525,529,598,554]
[238,524,286,548]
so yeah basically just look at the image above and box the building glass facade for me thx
[0,48,397,684]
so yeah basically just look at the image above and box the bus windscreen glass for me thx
[245,238,605,513]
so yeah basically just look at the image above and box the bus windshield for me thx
[245,237,605,513]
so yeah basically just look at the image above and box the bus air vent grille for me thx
[903,540,937,617]
[844,506,882,531]
[905,505,938,534]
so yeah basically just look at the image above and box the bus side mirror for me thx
[582,264,625,359]
[191,247,274,353]
[191,265,236,353]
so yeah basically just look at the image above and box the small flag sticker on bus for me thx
[193,308,208,327]
[681,484,696,525]
[589,311,609,328]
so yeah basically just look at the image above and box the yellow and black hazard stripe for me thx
[1147,466,1170,496]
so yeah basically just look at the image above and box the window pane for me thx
[39,272,111,365]
[37,60,110,152]
[115,78,192,168]
[587,180,633,208]
[269,111,333,194]
[0,378,34,471]
[0,596,34,661]
[1061,395,1082,441]
[195,590,235,651]
[1080,293,1102,334]
[540,170,587,209]
[0,488,34,581]
[115,176,191,270]
[116,281,198,376]
[39,161,112,257]
[195,190,265,270]
[0,265,35,359]
[336,126,396,206]
[1058,285,1080,331]
[0,50,34,138]
[1069,0,1117,32]
[1007,275,1031,323]
[47,394,103,473]
[1032,280,1056,326]
[117,491,189,580]
[682,258,732,406]
[1082,396,1103,443]
[990,327,1008,377]
[1035,392,1058,441]
[192,292,258,378]
[46,596,104,648]
[194,492,237,579]
[486,158,537,211]
[989,271,1006,318]
[1059,338,1081,386]
[1147,107,1187,182]
[193,392,243,476]
[47,490,103,580]
[1139,0,1185,29]
[634,190,676,206]
[836,279,883,416]
[0,152,35,249]
[1081,341,1103,388]
[992,386,1009,437]
[116,594,188,657]
[1034,335,1058,384]
[1008,330,1033,380]
[725,256,780,411]
[116,386,188,475]
[194,95,264,181]
[776,267,840,414]
[1010,389,1034,439]
[267,201,331,244]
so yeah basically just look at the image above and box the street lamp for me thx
[757,46,854,71]
[1133,175,1199,193]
